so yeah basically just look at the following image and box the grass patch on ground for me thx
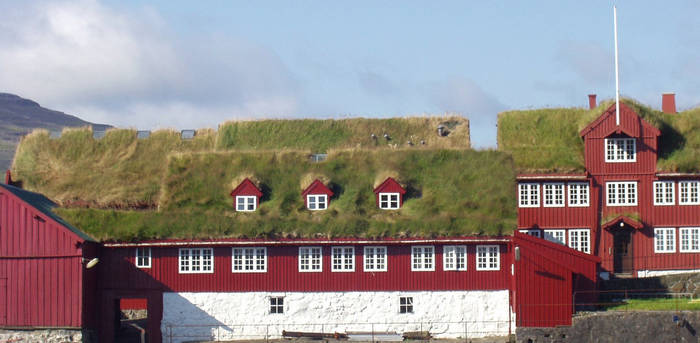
[605,298,700,311]
[54,149,516,241]
[498,99,700,172]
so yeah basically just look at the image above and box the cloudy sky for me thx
[1,1,698,148]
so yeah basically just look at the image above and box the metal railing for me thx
[164,320,512,343]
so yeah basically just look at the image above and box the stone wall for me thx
[0,328,95,343]
[161,290,514,343]
[516,311,700,343]
[600,272,700,298]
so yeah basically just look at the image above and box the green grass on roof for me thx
[498,99,700,172]
[54,149,516,241]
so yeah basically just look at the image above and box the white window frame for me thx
[568,182,590,207]
[135,247,151,268]
[232,247,267,273]
[605,137,636,162]
[236,195,257,212]
[178,248,214,274]
[379,192,400,210]
[476,245,500,271]
[298,246,323,272]
[269,296,284,314]
[331,246,355,272]
[443,245,467,271]
[679,181,700,205]
[363,246,387,272]
[544,230,566,245]
[680,227,700,253]
[606,181,638,206]
[411,245,435,271]
[654,181,675,206]
[399,296,413,314]
[307,194,328,210]
[654,228,676,253]
[519,229,541,238]
[543,183,565,207]
[568,229,590,254]
[518,183,540,207]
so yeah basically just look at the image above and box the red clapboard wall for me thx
[0,183,97,328]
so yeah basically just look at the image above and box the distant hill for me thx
[0,93,110,171]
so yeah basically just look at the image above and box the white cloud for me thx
[0,0,301,128]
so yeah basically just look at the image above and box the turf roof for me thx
[497,98,700,173]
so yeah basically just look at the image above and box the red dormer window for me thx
[605,136,636,162]
[373,177,406,210]
[302,179,334,211]
[230,178,263,212]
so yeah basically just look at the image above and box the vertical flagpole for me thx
[614,5,620,126]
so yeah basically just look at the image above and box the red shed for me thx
[0,183,98,331]
[230,178,263,211]
[301,179,334,210]
[373,177,406,209]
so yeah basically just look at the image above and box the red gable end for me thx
[373,177,406,209]
[230,178,263,197]
[302,179,334,209]
[579,103,660,139]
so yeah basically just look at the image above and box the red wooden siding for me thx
[513,233,599,327]
[373,177,406,208]
[120,298,148,310]
[0,186,90,328]
[99,241,511,293]
[301,179,334,208]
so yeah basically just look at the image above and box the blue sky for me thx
[1,1,698,148]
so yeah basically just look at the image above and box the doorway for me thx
[115,297,148,343]
[613,229,634,273]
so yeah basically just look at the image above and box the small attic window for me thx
[373,177,406,210]
[307,195,328,210]
[236,196,257,211]
[310,154,327,162]
[181,129,196,140]
[379,193,400,210]
[49,131,61,139]
[605,137,635,162]
[137,130,151,139]
[93,130,106,139]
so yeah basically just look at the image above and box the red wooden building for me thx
[516,98,700,278]
[0,183,99,336]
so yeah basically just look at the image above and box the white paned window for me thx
[518,183,540,207]
[680,228,700,253]
[606,182,638,206]
[544,230,566,245]
[307,194,328,210]
[654,181,675,205]
[519,229,541,238]
[232,247,267,273]
[679,181,700,205]
[135,247,151,268]
[331,246,355,272]
[411,246,435,271]
[605,137,636,162]
[298,247,322,272]
[379,193,400,209]
[654,228,676,253]
[364,246,387,272]
[179,248,214,273]
[443,245,467,271]
[270,297,284,314]
[568,183,590,207]
[543,183,565,207]
[568,229,590,254]
[236,196,257,211]
[399,296,413,313]
[476,245,500,271]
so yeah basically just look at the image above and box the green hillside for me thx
[498,99,700,172]
[54,149,516,241]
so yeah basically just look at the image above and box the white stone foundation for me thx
[161,290,513,343]
[637,269,700,278]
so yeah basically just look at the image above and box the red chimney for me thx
[5,170,11,185]
[588,94,597,109]
[662,93,677,114]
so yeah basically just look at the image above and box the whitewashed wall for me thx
[161,290,513,342]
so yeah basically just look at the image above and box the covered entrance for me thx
[602,215,643,275]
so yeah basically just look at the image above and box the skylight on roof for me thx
[181,130,195,140]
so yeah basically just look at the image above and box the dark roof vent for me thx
[437,125,447,137]
[181,129,196,140]
[137,130,151,139]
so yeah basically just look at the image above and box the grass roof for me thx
[54,149,516,241]
[497,99,700,172]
